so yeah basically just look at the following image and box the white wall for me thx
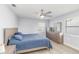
[18,18,46,34]
[0,5,18,43]
[50,11,79,50]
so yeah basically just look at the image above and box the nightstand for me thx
[5,45,16,54]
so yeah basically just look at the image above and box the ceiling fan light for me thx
[40,15,44,19]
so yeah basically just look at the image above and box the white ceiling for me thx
[9,4,79,19]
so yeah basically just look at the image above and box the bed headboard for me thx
[4,28,18,45]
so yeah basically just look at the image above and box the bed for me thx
[4,28,52,53]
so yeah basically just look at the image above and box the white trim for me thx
[64,42,79,52]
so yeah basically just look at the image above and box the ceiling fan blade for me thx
[45,11,52,15]
[45,15,52,17]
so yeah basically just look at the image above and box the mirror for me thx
[49,22,62,32]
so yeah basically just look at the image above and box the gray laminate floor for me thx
[29,41,79,54]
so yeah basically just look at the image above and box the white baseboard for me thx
[64,42,79,52]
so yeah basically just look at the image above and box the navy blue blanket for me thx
[9,34,52,51]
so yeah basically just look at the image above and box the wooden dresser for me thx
[46,31,63,44]
[5,45,16,54]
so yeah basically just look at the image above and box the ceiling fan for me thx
[39,9,52,18]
